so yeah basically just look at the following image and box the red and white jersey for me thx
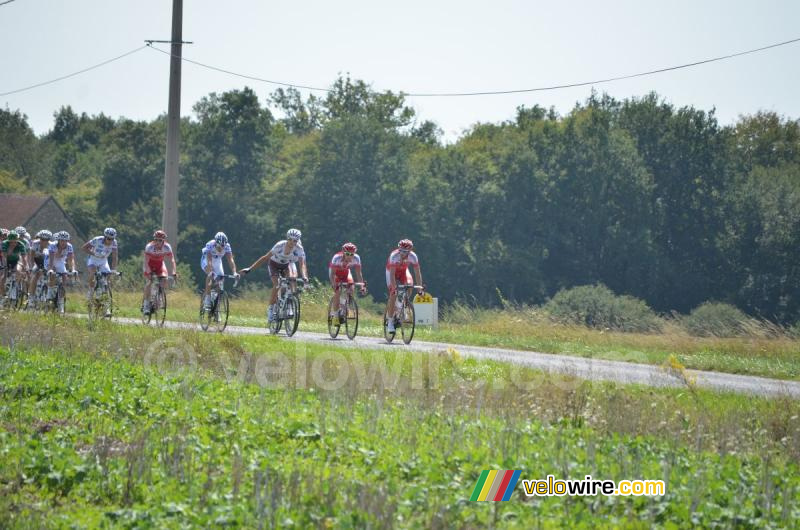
[329,252,362,276]
[145,241,173,264]
[386,249,419,274]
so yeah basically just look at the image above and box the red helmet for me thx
[153,230,167,240]
[398,239,414,250]
[342,242,357,254]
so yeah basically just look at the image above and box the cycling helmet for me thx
[36,230,53,240]
[342,242,357,254]
[104,227,117,239]
[153,230,167,240]
[214,232,228,246]
[286,228,302,241]
[398,239,414,250]
[15,226,27,237]
[7,230,19,241]
[55,231,71,241]
[1,228,9,238]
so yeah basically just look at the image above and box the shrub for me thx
[544,284,662,333]
[682,302,753,337]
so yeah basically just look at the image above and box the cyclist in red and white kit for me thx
[385,239,424,333]
[142,230,178,314]
[329,242,367,321]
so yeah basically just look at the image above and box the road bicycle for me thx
[1,267,27,311]
[269,277,305,337]
[88,270,120,324]
[328,281,365,340]
[25,272,49,312]
[384,284,424,344]
[142,274,174,327]
[199,274,238,332]
[45,271,78,316]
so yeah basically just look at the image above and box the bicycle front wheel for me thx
[57,284,66,316]
[285,297,300,337]
[141,293,152,325]
[215,291,229,332]
[199,294,211,331]
[155,287,167,328]
[345,295,358,340]
[401,302,416,344]
[327,297,340,339]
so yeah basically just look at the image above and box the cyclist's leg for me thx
[86,260,99,299]
[385,268,397,323]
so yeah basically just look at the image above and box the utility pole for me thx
[162,0,183,250]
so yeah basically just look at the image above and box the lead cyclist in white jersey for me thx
[240,228,308,322]
[200,232,239,311]
[81,227,119,303]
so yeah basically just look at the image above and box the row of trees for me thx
[1,79,799,322]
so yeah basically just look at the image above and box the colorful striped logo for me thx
[470,470,521,501]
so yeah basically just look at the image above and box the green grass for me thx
[59,285,800,381]
[1,316,800,527]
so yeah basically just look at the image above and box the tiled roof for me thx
[0,193,50,228]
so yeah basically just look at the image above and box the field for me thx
[60,284,800,381]
[1,315,799,528]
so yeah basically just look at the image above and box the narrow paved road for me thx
[103,316,800,398]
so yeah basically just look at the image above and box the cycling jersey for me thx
[1,239,28,265]
[386,249,419,275]
[87,236,117,260]
[30,239,49,268]
[145,241,173,277]
[329,252,361,281]
[270,240,305,265]
[47,242,74,274]
[200,240,232,276]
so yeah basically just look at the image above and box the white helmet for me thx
[286,228,302,241]
[36,230,53,240]
[104,227,117,239]
[55,231,71,241]
[214,232,228,246]
[14,226,27,237]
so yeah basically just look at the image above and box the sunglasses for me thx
[399,249,410,254]
[343,251,354,256]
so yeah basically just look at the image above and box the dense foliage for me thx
[2,80,799,322]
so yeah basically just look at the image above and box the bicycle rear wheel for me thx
[327,297,340,339]
[401,302,416,344]
[285,297,300,337]
[345,295,358,340]
[215,291,229,332]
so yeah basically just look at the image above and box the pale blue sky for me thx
[1,0,799,141]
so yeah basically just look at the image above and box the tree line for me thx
[1,78,799,322]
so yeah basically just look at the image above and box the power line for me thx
[0,0,17,7]
[148,36,800,97]
[0,45,149,97]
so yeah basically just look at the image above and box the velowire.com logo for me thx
[469,470,521,502]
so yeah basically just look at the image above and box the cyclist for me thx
[47,231,77,300]
[241,228,308,323]
[82,228,119,313]
[328,242,366,323]
[14,226,32,281]
[200,232,238,311]
[385,239,424,333]
[26,229,53,305]
[1,230,29,302]
[142,229,178,315]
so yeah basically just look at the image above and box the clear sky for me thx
[1,0,799,141]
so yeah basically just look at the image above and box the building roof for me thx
[0,193,50,229]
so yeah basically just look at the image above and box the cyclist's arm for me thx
[227,253,238,275]
[68,253,76,273]
[299,257,308,280]
[245,251,272,272]
[328,267,335,285]
[169,253,178,277]
[81,241,94,255]
[142,251,148,275]
[354,266,365,285]
[412,264,423,287]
